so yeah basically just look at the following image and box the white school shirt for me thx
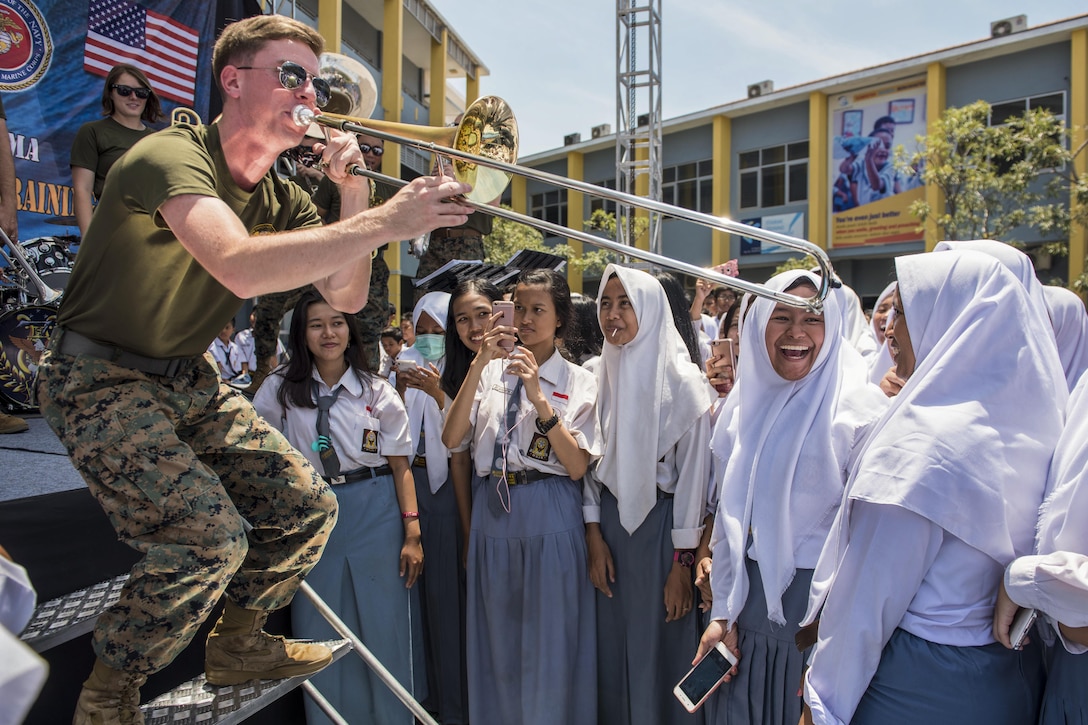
[1006,551,1088,654]
[583,413,711,551]
[233,328,256,370]
[0,557,47,725]
[804,501,1003,725]
[466,351,601,479]
[208,337,237,377]
[253,368,413,472]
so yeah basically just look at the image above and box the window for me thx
[589,178,617,215]
[990,92,1066,126]
[663,159,714,212]
[738,141,808,210]
[530,190,567,228]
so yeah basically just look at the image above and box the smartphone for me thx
[709,339,735,370]
[1010,607,1037,650]
[395,358,418,373]
[492,300,515,352]
[673,641,738,713]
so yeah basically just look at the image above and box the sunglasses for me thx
[111,84,150,99]
[235,61,331,108]
[359,144,384,157]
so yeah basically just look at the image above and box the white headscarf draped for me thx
[806,251,1067,623]
[868,281,897,385]
[934,240,1059,377]
[1037,372,1088,556]
[811,270,878,362]
[403,291,451,492]
[709,270,887,625]
[1042,285,1088,390]
[595,265,712,534]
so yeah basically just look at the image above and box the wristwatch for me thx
[673,550,695,567]
[536,410,561,435]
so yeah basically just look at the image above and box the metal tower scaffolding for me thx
[615,0,663,254]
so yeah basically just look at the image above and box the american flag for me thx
[83,0,199,105]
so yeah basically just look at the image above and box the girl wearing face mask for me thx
[253,289,425,725]
[394,290,468,725]
[588,265,713,725]
[442,270,601,725]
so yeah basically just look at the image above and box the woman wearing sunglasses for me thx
[70,64,163,236]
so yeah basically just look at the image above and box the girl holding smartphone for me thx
[441,270,601,725]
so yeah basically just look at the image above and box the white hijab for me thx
[811,270,878,363]
[867,281,897,385]
[595,265,712,534]
[402,291,451,492]
[709,270,887,625]
[1042,285,1088,390]
[806,251,1067,622]
[934,240,1059,377]
[1037,372,1088,555]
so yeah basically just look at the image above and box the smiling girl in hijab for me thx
[587,264,713,725]
[694,269,887,725]
[801,251,1067,725]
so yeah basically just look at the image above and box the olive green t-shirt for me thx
[70,117,157,198]
[59,123,322,358]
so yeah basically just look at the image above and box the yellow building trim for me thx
[466,75,480,106]
[566,152,584,294]
[317,0,341,53]
[382,0,404,308]
[510,175,527,216]
[1069,29,1087,286]
[711,115,731,264]
[924,62,946,252]
[430,28,449,128]
[633,143,650,251]
[807,92,829,250]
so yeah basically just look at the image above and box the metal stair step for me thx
[20,573,129,653]
[140,638,353,725]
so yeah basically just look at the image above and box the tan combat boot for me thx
[243,357,273,397]
[204,599,332,686]
[0,410,28,434]
[72,658,147,725]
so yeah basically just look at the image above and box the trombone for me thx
[302,59,838,311]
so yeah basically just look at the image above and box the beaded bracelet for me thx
[402,511,420,520]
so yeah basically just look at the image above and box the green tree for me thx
[897,100,1071,243]
[774,255,818,275]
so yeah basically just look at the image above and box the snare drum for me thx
[20,236,75,292]
[0,305,57,411]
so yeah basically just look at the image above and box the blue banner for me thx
[0,0,216,241]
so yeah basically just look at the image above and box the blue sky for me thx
[434,1,1086,156]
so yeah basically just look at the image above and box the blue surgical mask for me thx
[414,334,445,362]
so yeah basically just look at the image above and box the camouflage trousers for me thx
[252,286,310,365]
[414,234,485,303]
[354,252,389,371]
[36,330,338,675]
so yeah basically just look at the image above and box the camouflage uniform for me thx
[36,331,338,675]
[413,211,490,303]
[252,287,307,365]
[353,180,399,369]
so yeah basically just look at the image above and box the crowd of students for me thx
[256,239,1088,725]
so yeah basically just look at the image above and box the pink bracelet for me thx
[402,511,420,520]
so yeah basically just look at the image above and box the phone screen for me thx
[677,646,733,705]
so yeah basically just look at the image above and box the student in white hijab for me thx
[395,290,467,724]
[867,281,896,386]
[694,269,886,725]
[1042,285,1088,390]
[802,250,1067,724]
[810,269,878,363]
[587,264,713,725]
[995,371,1088,723]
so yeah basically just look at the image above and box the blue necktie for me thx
[489,376,523,515]
[312,381,343,479]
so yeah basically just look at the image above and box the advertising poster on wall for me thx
[829,77,927,247]
[740,211,805,255]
